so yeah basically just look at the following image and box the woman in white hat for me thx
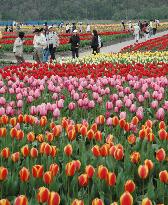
[69,30,80,58]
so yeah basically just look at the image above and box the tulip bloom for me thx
[14,195,28,205]
[21,145,29,157]
[94,131,102,141]
[138,165,149,179]
[141,198,152,205]
[0,128,7,138]
[87,129,95,140]
[130,152,140,164]
[120,192,133,205]
[127,134,136,145]
[32,165,44,178]
[65,162,76,176]
[0,166,8,181]
[27,132,35,142]
[49,163,59,177]
[30,147,38,158]
[124,180,136,193]
[43,171,53,184]
[64,144,73,157]
[19,167,30,182]
[92,198,104,205]
[80,125,87,137]
[106,172,116,186]
[156,148,166,162]
[48,192,60,205]
[71,199,84,205]
[11,152,20,163]
[91,145,101,157]
[1,147,10,159]
[144,159,154,170]
[85,165,95,178]
[37,187,50,203]
[159,170,168,184]
[158,129,167,140]
[0,199,11,205]
[78,174,88,187]
[97,165,108,180]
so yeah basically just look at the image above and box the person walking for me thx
[41,28,50,63]
[13,32,25,64]
[86,23,91,33]
[79,22,83,33]
[66,23,70,33]
[69,30,80,58]
[152,20,157,35]
[33,28,47,63]
[91,30,99,55]
[48,26,60,60]
[72,23,76,32]
[133,23,140,43]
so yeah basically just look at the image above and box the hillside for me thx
[0,0,168,21]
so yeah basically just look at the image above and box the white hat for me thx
[48,26,53,29]
[73,29,78,33]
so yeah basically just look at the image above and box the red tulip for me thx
[37,187,50,203]
[80,125,87,137]
[124,180,136,193]
[138,165,149,179]
[21,145,29,157]
[78,174,88,187]
[14,195,28,205]
[159,170,168,184]
[65,162,76,176]
[0,128,7,138]
[1,115,8,124]
[71,199,84,205]
[0,199,11,205]
[127,134,136,145]
[97,165,108,180]
[16,130,24,141]
[92,198,104,205]
[94,131,102,141]
[158,129,167,140]
[40,116,47,127]
[0,166,8,181]
[87,129,95,140]
[49,163,59,177]
[48,191,60,205]
[64,144,73,156]
[30,147,38,158]
[27,132,35,142]
[144,159,154,170]
[1,147,10,159]
[141,198,152,205]
[10,117,17,127]
[106,172,116,186]
[43,171,53,184]
[130,152,140,164]
[85,165,95,178]
[32,165,44,178]
[156,148,166,162]
[19,167,30,182]
[92,145,101,157]
[11,152,20,163]
[45,132,54,142]
[120,191,133,205]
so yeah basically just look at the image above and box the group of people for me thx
[122,19,160,43]
[65,22,91,33]
[13,25,102,64]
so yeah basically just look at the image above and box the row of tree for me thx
[1,0,168,21]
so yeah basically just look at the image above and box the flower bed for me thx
[121,34,168,52]
[0,49,168,204]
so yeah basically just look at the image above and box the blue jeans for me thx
[43,48,50,62]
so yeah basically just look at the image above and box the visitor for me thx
[152,20,157,35]
[149,20,153,37]
[48,26,60,60]
[13,32,25,64]
[91,30,99,55]
[5,25,8,32]
[79,22,83,33]
[144,24,150,41]
[138,20,143,38]
[133,23,140,43]
[41,28,50,63]
[86,23,91,33]
[121,20,125,31]
[69,30,80,59]
[72,23,76,32]
[33,28,47,63]
[128,21,133,32]
[66,23,70,33]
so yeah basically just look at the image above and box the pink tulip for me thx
[119,112,126,119]
[17,100,23,108]
[30,106,37,115]
[0,87,5,94]
[78,99,83,107]
[53,108,60,118]
[88,100,95,108]
[125,99,132,108]
[136,107,144,120]
[130,104,137,112]
[138,95,145,103]
[52,93,58,100]
[68,102,76,111]
[156,108,165,121]
[0,97,6,105]
[73,92,79,101]
[151,101,158,109]
[57,99,64,109]
[106,102,113,110]
[0,107,5,116]
[27,96,34,103]
[115,100,123,109]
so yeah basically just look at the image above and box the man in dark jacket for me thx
[69,30,80,58]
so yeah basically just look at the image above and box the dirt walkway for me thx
[0,30,168,64]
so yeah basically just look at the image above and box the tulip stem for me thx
[142,180,145,196]
[88,182,90,204]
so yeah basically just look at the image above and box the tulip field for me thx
[0,34,168,205]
